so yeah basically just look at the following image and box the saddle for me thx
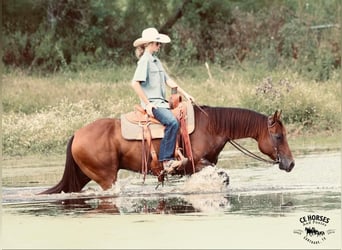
[120,100,195,182]
[121,100,195,140]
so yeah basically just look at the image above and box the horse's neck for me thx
[217,108,268,141]
[196,106,268,141]
[229,116,267,141]
[231,118,266,140]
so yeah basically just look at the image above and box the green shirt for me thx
[132,51,170,109]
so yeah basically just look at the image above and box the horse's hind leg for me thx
[98,159,120,190]
[97,173,118,191]
[79,162,119,191]
[72,146,119,191]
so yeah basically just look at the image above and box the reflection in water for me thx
[4,190,340,217]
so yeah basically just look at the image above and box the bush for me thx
[240,74,341,131]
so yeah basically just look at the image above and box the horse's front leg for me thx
[195,158,215,171]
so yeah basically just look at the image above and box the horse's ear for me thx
[268,114,275,127]
[268,110,282,126]
[276,110,282,120]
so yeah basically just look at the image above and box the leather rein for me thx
[228,122,280,165]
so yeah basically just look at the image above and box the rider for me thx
[131,27,194,173]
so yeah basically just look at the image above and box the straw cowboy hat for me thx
[133,27,171,47]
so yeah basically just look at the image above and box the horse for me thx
[40,105,295,194]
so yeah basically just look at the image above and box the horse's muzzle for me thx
[279,158,295,172]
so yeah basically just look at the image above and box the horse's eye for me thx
[272,133,282,141]
[276,134,283,140]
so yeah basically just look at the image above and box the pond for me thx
[2,151,341,249]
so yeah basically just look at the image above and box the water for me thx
[2,152,341,249]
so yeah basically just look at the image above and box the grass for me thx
[2,63,341,156]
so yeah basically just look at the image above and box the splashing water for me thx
[181,166,230,193]
[81,165,230,196]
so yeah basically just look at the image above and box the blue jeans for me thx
[152,107,179,162]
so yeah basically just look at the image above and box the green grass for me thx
[2,64,341,156]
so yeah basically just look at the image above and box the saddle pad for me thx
[121,101,195,140]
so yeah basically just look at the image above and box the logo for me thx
[293,214,336,245]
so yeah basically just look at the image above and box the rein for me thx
[192,101,209,117]
[228,121,280,165]
[228,139,279,164]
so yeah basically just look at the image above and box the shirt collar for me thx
[143,51,157,62]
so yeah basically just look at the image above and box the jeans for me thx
[152,107,179,162]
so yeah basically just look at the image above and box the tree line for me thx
[2,0,341,81]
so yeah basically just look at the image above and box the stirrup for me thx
[163,158,188,174]
[163,160,181,173]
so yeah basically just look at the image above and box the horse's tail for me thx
[39,135,91,194]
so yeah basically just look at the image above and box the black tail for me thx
[39,135,91,194]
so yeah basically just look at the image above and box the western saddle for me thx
[121,92,195,183]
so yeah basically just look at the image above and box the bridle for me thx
[228,121,280,165]
[267,121,281,163]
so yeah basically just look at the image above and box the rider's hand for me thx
[146,103,157,117]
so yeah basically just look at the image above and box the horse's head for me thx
[259,110,295,172]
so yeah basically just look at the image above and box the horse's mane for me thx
[196,106,268,138]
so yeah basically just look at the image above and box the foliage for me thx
[3,99,104,155]
[2,0,340,81]
[239,71,341,131]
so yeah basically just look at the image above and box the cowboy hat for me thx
[133,27,171,47]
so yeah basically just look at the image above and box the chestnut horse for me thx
[41,106,295,194]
